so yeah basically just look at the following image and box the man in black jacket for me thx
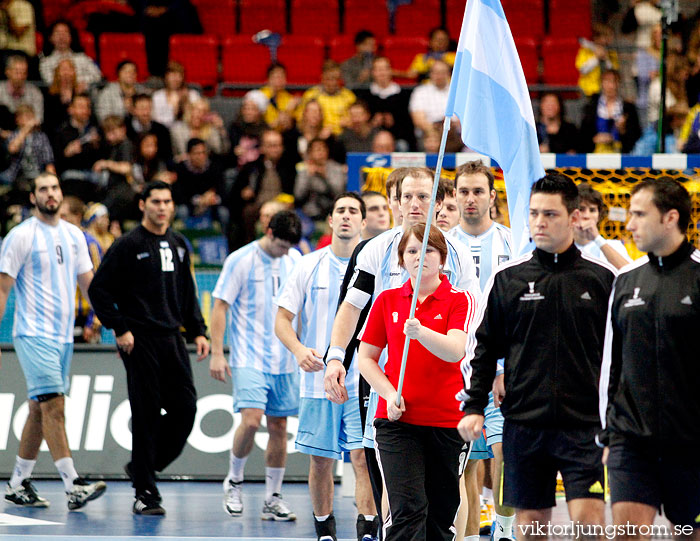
[600,177,700,534]
[89,181,209,516]
[459,173,616,538]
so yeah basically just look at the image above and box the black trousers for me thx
[359,375,385,522]
[121,332,196,495]
[374,419,467,541]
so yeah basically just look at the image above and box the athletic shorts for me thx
[362,389,379,448]
[607,437,700,528]
[296,396,364,460]
[231,367,299,417]
[14,336,73,400]
[469,392,503,460]
[502,421,604,509]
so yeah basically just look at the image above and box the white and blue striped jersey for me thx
[0,217,93,343]
[213,240,301,374]
[345,225,480,310]
[449,222,513,293]
[577,239,631,265]
[276,246,358,399]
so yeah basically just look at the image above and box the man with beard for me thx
[0,172,107,510]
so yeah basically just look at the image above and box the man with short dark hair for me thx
[341,30,376,87]
[209,210,302,521]
[0,173,106,510]
[459,173,616,541]
[600,177,700,537]
[89,180,209,515]
[95,60,144,121]
[126,93,173,162]
[0,55,43,122]
[361,190,390,239]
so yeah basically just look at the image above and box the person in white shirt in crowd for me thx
[39,20,102,90]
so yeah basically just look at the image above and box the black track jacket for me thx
[461,243,616,429]
[599,240,700,452]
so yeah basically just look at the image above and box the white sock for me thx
[315,513,331,522]
[495,513,515,539]
[465,535,480,541]
[227,451,248,484]
[482,487,493,502]
[9,456,36,489]
[363,514,376,521]
[54,457,79,491]
[265,467,285,500]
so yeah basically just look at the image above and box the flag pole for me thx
[395,115,452,406]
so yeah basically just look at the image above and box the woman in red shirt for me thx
[358,222,476,541]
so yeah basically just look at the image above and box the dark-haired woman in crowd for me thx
[536,92,579,154]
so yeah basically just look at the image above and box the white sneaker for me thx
[66,478,107,510]
[5,480,50,507]
[261,493,296,521]
[223,480,243,516]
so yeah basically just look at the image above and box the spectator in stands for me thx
[171,97,229,161]
[229,91,267,170]
[53,93,101,186]
[96,60,144,122]
[575,24,619,97]
[633,54,689,154]
[229,129,296,247]
[0,55,43,122]
[580,69,641,153]
[409,59,451,147]
[173,138,227,229]
[132,132,175,186]
[259,63,298,133]
[536,93,579,154]
[337,100,379,158]
[621,0,662,51]
[372,130,395,153]
[294,137,346,221]
[687,20,700,108]
[93,115,134,204]
[678,99,700,153]
[341,30,377,88]
[138,0,201,77]
[634,23,661,125]
[44,59,79,136]
[39,20,102,89]
[152,61,199,128]
[0,104,54,192]
[126,93,173,163]
[402,27,455,82]
[356,56,415,151]
[0,0,37,77]
[286,98,344,164]
[299,60,356,136]
[84,202,116,254]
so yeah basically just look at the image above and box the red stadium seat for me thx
[43,0,71,26]
[514,37,539,84]
[35,32,43,55]
[328,35,356,63]
[383,36,429,83]
[79,31,96,61]
[277,35,325,85]
[548,0,592,39]
[501,0,544,39]
[221,35,271,84]
[394,0,441,38]
[194,0,236,38]
[169,34,219,88]
[445,0,466,39]
[99,33,149,81]
[344,0,389,38]
[541,36,580,86]
[239,0,287,35]
[291,0,339,39]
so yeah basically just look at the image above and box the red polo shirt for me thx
[360,274,476,427]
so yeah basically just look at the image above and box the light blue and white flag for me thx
[446,0,545,254]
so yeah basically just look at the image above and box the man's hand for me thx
[492,373,506,408]
[324,359,349,404]
[194,335,210,361]
[457,414,484,442]
[295,346,324,372]
[116,331,134,354]
[386,391,405,421]
[210,352,231,382]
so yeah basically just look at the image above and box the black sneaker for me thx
[66,478,107,510]
[5,480,50,507]
[314,513,337,541]
[133,490,165,516]
[357,515,378,541]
